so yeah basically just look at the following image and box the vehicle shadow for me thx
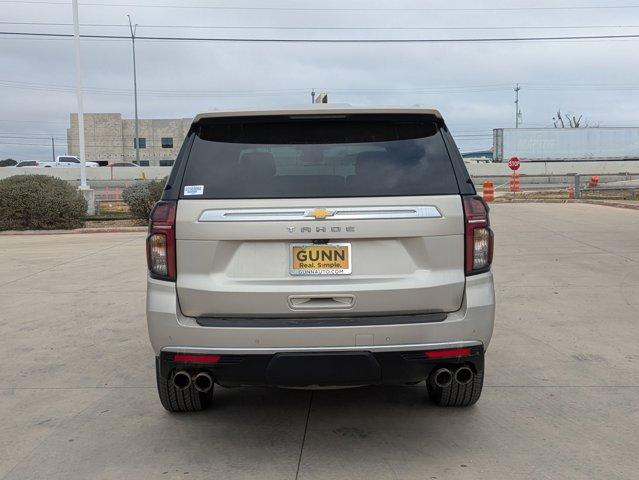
[189,384,484,478]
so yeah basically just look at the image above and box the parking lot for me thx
[1,203,638,480]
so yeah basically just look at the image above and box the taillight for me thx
[462,195,494,275]
[146,201,176,281]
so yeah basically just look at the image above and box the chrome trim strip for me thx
[162,340,481,355]
[198,206,442,222]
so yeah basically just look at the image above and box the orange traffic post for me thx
[482,181,494,202]
[509,173,521,193]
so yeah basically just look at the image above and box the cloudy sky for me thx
[1,0,639,159]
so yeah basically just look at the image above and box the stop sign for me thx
[508,156,520,171]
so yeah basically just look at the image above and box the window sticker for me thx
[183,185,204,196]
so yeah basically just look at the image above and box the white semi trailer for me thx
[493,128,639,162]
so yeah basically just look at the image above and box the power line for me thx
[0,78,512,96]
[0,141,66,146]
[0,79,514,90]
[0,134,67,139]
[3,21,639,31]
[0,119,68,124]
[0,80,312,97]
[5,78,639,98]
[2,0,639,12]
[3,30,639,42]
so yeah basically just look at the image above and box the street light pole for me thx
[127,15,140,165]
[51,137,55,162]
[72,0,87,188]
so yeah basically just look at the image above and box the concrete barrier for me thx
[465,160,639,176]
[0,166,172,181]
[2,161,639,184]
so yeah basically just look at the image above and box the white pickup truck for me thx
[39,156,99,168]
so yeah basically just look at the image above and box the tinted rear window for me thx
[180,118,459,199]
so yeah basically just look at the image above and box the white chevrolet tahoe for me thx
[146,106,495,412]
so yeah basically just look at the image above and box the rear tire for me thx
[155,359,213,412]
[427,367,483,407]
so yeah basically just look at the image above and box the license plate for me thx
[289,243,351,275]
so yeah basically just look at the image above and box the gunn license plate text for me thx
[289,244,351,275]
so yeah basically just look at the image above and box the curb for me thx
[582,201,639,211]
[0,226,147,236]
[490,198,639,210]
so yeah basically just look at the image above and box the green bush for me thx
[0,158,17,167]
[121,178,167,221]
[0,175,87,231]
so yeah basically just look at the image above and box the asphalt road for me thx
[1,203,638,480]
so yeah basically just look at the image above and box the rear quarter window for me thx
[179,117,461,199]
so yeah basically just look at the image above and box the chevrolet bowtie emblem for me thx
[307,208,333,220]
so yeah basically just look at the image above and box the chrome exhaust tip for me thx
[454,366,473,385]
[172,370,192,390]
[193,372,214,393]
[431,367,453,388]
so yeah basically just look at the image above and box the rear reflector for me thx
[424,347,472,359]
[173,354,221,364]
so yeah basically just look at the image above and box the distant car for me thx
[38,156,99,168]
[15,160,40,167]
[462,150,493,161]
[110,162,140,167]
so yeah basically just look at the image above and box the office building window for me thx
[159,159,175,166]
[134,138,146,149]
[161,137,174,149]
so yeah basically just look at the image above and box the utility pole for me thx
[311,89,316,104]
[71,0,87,189]
[514,83,522,128]
[127,15,140,165]
[51,137,55,162]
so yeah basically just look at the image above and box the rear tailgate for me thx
[173,114,468,319]
[176,196,464,317]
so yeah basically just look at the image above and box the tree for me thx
[553,109,596,128]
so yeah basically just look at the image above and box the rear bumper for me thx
[157,345,485,387]
[146,272,495,356]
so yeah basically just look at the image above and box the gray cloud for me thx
[1,0,639,159]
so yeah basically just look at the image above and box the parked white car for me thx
[38,156,99,168]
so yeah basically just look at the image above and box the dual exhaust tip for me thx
[431,366,473,388]
[173,370,214,393]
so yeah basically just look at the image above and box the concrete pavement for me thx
[1,203,638,479]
